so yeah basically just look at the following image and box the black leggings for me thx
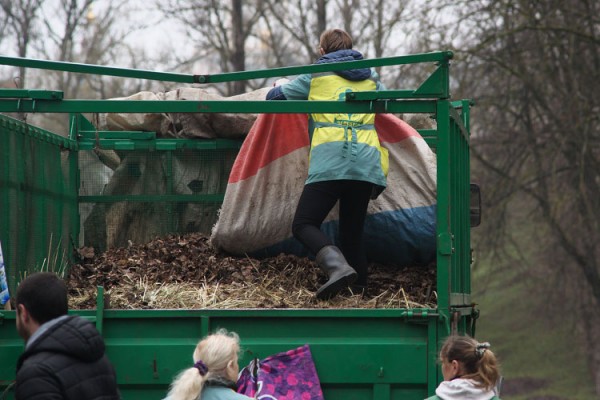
[292,180,372,284]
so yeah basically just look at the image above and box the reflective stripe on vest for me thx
[308,73,388,177]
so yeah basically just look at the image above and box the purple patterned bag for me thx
[237,344,324,400]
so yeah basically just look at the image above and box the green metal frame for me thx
[0,51,475,400]
[0,51,452,86]
[0,303,437,400]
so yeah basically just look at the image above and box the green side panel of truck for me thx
[0,51,476,400]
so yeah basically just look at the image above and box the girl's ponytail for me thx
[475,344,500,391]
[165,365,207,400]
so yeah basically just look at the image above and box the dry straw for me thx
[69,264,436,310]
[68,233,436,310]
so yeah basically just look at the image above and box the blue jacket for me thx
[201,386,252,400]
[163,377,252,400]
[267,50,387,190]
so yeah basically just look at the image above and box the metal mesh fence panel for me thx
[78,147,238,252]
[0,114,78,293]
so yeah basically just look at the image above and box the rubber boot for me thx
[315,246,357,300]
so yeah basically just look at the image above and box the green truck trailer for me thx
[0,51,479,400]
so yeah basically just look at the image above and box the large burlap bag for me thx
[211,113,437,266]
[95,87,270,139]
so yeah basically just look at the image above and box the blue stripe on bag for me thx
[251,205,436,267]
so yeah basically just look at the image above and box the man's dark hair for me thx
[15,272,68,324]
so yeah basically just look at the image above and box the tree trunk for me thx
[231,0,246,94]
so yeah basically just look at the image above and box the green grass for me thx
[472,259,596,400]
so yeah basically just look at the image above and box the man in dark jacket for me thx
[14,272,120,400]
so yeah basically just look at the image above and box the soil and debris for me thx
[67,233,436,309]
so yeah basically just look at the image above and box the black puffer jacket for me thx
[15,315,120,400]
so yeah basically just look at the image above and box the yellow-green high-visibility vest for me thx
[306,72,388,189]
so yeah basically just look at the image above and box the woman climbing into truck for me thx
[426,335,502,400]
[163,329,252,400]
[266,28,388,300]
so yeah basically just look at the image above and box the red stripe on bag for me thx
[229,113,421,183]
[375,113,422,143]
[229,114,310,183]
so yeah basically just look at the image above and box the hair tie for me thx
[475,342,490,358]
[194,360,208,376]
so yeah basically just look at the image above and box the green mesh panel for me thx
[78,147,238,252]
[0,114,78,294]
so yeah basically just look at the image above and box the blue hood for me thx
[315,49,371,81]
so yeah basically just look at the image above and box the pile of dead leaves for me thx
[67,232,436,309]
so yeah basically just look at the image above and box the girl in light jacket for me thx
[427,335,502,400]
[164,329,252,400]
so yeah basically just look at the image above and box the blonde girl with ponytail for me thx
[164,329,253,400]
[426,335,502,400]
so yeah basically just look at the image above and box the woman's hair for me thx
[319,28,353,54]
[440,335,500,391]
[165,329,241,400]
